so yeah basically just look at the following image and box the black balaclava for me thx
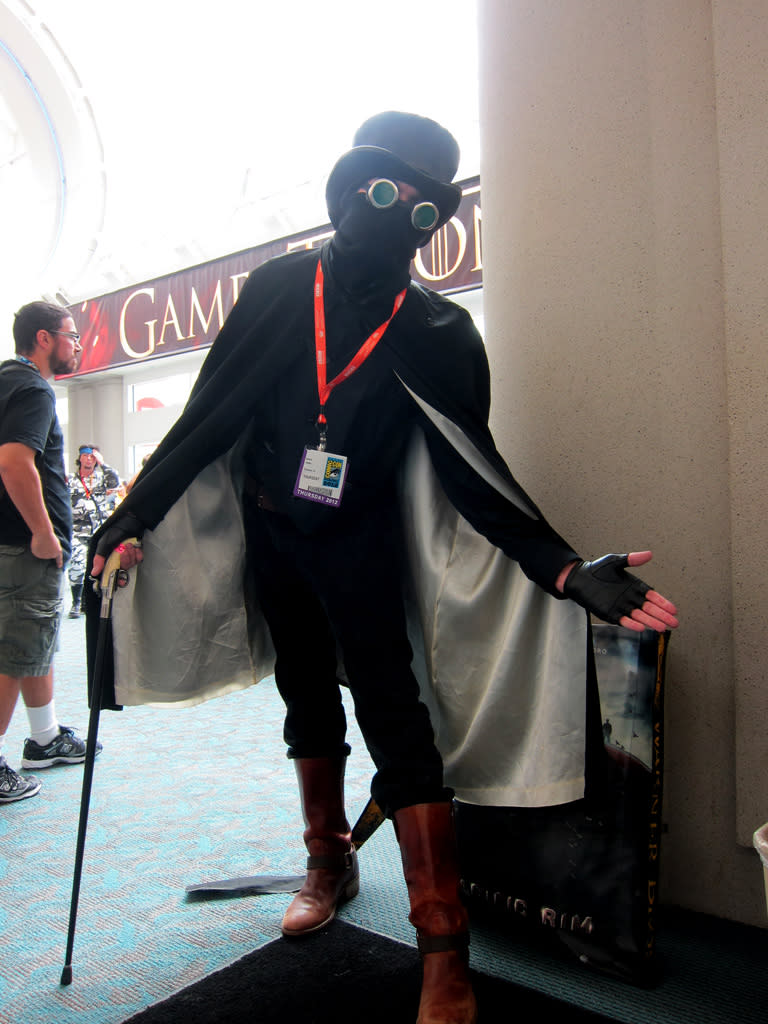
[328,187,432,300]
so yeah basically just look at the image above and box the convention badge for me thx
[293,448,349,507]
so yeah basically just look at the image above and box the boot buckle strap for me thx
[306,851,354,871]
[417,931,470,955]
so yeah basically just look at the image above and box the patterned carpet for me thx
[1,613,765,1024]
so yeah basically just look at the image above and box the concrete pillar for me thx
[67,378,126,479]
[478,0,765,925]
[711,0,768,869]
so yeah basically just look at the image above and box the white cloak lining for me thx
[111,429,587,807]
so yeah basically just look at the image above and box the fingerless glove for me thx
[563,553,650,624]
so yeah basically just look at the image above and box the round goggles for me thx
[365,179,440,232]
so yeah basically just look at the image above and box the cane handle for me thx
[96,537,141,599]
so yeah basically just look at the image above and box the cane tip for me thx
[60,965,73,986]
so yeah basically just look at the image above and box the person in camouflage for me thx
[68,445,119,617]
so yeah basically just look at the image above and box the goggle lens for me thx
[411,202,439,231]
[367,179,399,209]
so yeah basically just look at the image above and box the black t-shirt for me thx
[0,360,72,560]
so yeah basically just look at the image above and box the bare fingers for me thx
[115,543,143,585]
[91,543,143,585]
[619,592,679,633]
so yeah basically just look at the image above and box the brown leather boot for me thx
[280,756,359,937]
[394,802,478,1024]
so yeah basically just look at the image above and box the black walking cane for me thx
[60,540,139,986]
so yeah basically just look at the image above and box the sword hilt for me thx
[351,797,386,851]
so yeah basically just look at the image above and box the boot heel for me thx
[341,873,360,902]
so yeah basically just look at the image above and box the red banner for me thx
[64,178,481,378]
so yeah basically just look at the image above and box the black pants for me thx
[243,495,450,817]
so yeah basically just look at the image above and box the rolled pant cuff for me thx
[286,742,352,760]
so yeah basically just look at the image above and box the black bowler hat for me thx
[326,111,462,231]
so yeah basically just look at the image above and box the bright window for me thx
[131,373,194,412]
[128,442,159,478]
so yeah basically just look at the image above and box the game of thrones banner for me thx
[61,178,481,378]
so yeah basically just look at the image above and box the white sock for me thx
[0,733,6,761]
[26,701,59,746]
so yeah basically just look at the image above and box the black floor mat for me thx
[124,919,616,1023]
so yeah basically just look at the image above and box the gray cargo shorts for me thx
[0,545,65,677]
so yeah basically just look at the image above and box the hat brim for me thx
[326,146,462,231]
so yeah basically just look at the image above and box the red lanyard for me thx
[79,473,93,499]
[313,259,406,445]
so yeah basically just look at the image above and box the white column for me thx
[711,0,768,858]
[67,378,126,479]
[478,0,766,925]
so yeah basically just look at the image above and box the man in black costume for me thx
[91,112,678,1024]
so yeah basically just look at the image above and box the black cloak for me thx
[85,243,590,809]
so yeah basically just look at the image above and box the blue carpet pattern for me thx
[1,614,766,1023]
